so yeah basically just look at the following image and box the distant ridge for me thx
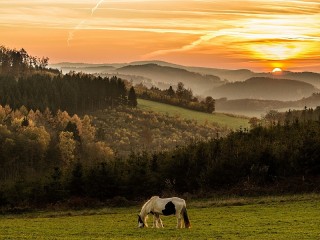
[51,60,319,83]
[208,77,319,101]
[116,63,224,94]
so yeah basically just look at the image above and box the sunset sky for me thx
[1,0,319,72]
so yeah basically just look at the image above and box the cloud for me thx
[1,0,319,69]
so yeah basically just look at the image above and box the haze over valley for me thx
[52,61,320,117]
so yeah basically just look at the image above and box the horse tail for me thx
[182,206,191,228]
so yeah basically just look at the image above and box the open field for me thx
[1,194,319,239]
[138,99,250,130]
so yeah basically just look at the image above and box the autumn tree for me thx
[58,131,76,169]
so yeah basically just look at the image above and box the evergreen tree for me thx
[166,86,175,97]
[128,86,138,107]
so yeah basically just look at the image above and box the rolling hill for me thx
[50,61,320,117]
[51,60,320,88]
[116,64,224,94]
[208,77,318,101]
[138,98,250,130]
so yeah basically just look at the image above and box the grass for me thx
[1,194,319,239]
[138,99,250,130]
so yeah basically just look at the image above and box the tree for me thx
[81,115,96,143]
[64,121,81,142]
[58,131,76,169]
[249,117,260,128]
[204,96,215,113]
[166,86,175,97]
[128,86,138,107]
[176,82,185,100]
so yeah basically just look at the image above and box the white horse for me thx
[138,196,191,228]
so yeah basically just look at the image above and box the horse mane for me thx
[141,196,159,215]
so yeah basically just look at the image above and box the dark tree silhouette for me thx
[128,86,138,107]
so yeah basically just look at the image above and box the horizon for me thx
[50,60,320,74]
[1,0,320,73]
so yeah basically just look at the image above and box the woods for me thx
[0,73,131,113]
[0,46,319,209]
[1,105,320,207]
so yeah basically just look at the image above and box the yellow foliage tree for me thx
[58,131,76,169]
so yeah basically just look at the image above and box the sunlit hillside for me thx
[138,99,250,130]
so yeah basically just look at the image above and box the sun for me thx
[272,67,282,73]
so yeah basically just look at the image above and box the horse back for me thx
[153,197,186,216]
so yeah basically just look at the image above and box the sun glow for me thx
[248,41,313,61]
[272,67,282,73]
[1,0,319,71]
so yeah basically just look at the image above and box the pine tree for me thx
[166,86,175,97]
[128,86,138,107]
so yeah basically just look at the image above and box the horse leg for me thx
[176,214,182,228]
[152,215,156,228]
[154,213,163,228]
[158,215,164,228]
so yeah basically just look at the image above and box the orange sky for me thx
[1,0,320,72]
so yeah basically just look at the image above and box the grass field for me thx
[138,99,250,130]
[1,195,319,239]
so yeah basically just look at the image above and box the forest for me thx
[0,46,136,113]
[0,46,320,209]
[0,105,320,208]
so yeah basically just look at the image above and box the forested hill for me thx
[208,77,318,101]
[1,103,320,207]
[1,45,138,113]
[111,63,224,94]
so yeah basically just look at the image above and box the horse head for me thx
[138,214,145,228]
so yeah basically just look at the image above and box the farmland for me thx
[1,194,319,239]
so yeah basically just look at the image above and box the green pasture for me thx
[138,99,250,130]
[1,195,319,239]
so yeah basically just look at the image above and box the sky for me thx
[1,0,320,72]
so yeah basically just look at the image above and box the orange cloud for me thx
[1,0,319,72]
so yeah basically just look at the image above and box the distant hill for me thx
[51,62,226,94]
[51,61,320,103]
[52,60,320,88]
[272,72,320,89]
[208,77,318,101]
[116,63,225,94]
[216,93,320,118]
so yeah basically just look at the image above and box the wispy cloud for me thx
[1,0,319,70]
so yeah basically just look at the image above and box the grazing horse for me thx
[138,196,191,228]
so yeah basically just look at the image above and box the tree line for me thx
[0,46,137,113]
[248,106,320,129]
[0,45,59,76]
[135,82,215,114]
[0,71,138,113]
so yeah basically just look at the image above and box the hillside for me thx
[274,71,320,89]
[208,77,318,101]
[116,64,224,94]
[137,99,250,130]
[93,99,250,156]
[92,105,227,156]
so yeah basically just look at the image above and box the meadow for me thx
[1,194,319,239]
[138,99,250,130]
